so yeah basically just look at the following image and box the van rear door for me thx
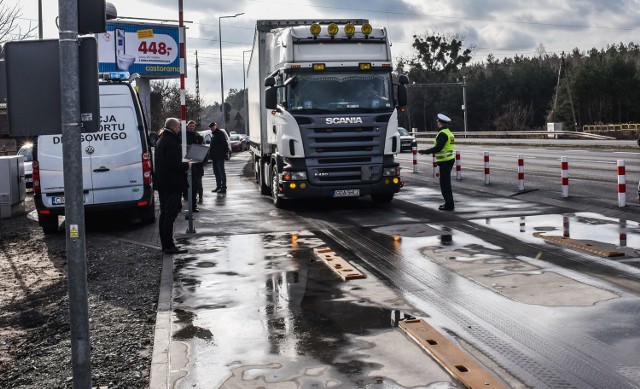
[89,84,145,204]
[37,134,94,208]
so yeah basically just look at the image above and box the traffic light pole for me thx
[58,0,92,386]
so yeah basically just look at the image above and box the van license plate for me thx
[333,189,360,197]
[52,196,85,205]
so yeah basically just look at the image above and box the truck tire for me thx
[271,165,286,208]
[371,193,394,204]
[259,162,270,195]
[39,214,59,234]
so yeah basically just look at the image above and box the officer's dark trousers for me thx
[437,158,455,207]
[158,191,182,249]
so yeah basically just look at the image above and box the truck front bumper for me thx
[277,176,402,200]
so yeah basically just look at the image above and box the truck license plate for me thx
[333,189,360,198]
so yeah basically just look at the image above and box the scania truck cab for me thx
[247,19,408,207]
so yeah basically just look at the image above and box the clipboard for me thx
[185,144,210,162]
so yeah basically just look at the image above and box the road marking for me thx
[399,319,508,389]
[614,151,640,155]
[313,247,366,281]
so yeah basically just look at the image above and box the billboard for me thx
[96,22,181,78]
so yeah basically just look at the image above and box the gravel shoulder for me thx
[0,195,163,388]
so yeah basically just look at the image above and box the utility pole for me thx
[462,76,468,138]
[58,0,91,386]
[195,50,201,127]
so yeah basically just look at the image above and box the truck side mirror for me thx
[397,74,409,107]
[264,76,276,87]
[265,86,278,110]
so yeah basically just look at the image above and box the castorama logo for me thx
[325,117,364,124]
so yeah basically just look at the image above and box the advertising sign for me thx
[96,22,181,78]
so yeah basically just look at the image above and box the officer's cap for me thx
[208,122,217,128]
[437,113,451,123]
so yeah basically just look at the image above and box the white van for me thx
[33,80,155,233]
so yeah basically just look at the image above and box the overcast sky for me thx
[12,0,640,105]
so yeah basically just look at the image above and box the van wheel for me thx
[39,214,59,234]
[271,165,286,208]
[371,193,394,204]
[140,197,156,224]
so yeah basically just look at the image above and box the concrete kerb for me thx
[149,170,221,388]
[149,251,174,389]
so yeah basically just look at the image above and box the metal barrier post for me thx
[618,160,626,207]
[432,156,440,178]
[483,151,490,185]
[455,150,461,180]
[561,156,569,198]
[412,140,418,173]
[517,155,525,191]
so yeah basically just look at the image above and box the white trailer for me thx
[246,19,409,207]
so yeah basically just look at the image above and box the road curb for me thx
[149,252,173,389]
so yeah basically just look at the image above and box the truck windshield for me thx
[286,72,394,113]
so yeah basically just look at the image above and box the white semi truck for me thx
[246,19,409,207]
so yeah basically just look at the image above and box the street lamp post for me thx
[219,13,244,130]
[242,49,251,135]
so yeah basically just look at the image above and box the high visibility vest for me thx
[434,128,455,162]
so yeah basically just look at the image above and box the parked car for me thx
[228,134,248,152]
[16,143,33,187]
[398,127,416,152]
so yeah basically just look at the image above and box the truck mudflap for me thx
[277,176,402,200]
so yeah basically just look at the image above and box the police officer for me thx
[419,113,455,211]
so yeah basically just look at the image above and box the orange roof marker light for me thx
[344,23,356,38]
[327,23,339,37]
[361,23,373,37]
[310,23,321,38]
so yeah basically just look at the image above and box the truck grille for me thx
[297,117,387,186]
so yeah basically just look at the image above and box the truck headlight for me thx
[383,167,399,177]
[283,171,307,181]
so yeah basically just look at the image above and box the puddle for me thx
[470,212,640,252]
[170,231,450,388]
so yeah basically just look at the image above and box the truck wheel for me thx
[39,214,59,234]
[371,193,394,204]
[259,162,270,195]
[271,165,286,208]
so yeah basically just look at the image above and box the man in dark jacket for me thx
[209,122,230,193]
[155,118,191,254]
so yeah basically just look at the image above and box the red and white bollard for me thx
[412,141,418,173]
[517,155,525,191]
[561,156,569,198]
[563,215,570,238]
[619,219,627,247]
[483,151,490,185]
[433,155,440,178]
[618,160,626,207]
[455,150,462,180]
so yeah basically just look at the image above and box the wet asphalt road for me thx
[151,151,640,388]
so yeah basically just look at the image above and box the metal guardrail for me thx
[413,130,616,140]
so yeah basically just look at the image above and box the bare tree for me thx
[0,0,36,51]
